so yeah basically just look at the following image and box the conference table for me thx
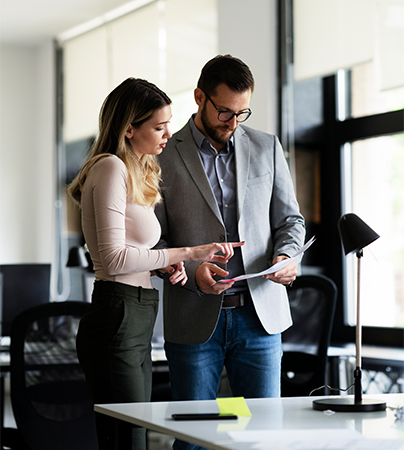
[95,393,404,450]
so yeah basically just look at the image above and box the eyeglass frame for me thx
[201,90,252,123]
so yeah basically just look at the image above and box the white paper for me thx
[227,429,404,450]
[217,235,316,283]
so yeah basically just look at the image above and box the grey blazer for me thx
[155,121,306,344]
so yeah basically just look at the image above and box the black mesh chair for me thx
[281,274,337,397]
[2,301,97,450]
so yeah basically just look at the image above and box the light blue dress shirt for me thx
[189,117,247,293]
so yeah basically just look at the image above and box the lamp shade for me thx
[337,213,380,255]
[66,246,89,268]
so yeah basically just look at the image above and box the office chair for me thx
[281,274,337,397]
[2,301,97,450]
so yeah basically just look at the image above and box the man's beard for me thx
[200,103,236,146]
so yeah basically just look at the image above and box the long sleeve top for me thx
[81,154,169,289]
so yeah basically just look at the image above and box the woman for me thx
[68,78,241,450]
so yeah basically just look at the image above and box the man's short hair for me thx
[197,54,255,96]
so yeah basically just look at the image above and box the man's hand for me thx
[195,263,234,295]
[262,255,297,286]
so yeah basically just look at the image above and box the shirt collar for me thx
[189,114,234,155]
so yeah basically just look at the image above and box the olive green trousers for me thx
[76,281,159,450]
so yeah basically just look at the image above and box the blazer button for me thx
[220,235,226,242]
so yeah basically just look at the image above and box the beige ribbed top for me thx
[81,154,169,289]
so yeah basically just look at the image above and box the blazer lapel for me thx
[175,127,223,224]
[234,126,251,218]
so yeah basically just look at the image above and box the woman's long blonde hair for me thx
[68,78,172,207]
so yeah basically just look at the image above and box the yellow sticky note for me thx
[216,397,251,417]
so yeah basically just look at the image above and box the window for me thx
[280,0,404,347]
[351,61,404,118]
[56,0,218,301]
[342,134,404,329]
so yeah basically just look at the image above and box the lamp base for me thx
[313,397,386,412]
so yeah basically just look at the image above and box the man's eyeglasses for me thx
[202,91,252,123]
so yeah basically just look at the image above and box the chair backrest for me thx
[10,301,98,450]
[281,274,337,397]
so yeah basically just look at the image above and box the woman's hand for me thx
[159,262,188,286]
[190,241,245,263]
[166,242,245,270]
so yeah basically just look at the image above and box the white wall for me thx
[0,0,278,266]
[218,0,278,134]
[0,41,55,264]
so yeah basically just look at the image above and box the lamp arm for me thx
[355,249,363,403]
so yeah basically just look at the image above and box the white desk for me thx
[95,394,404,450]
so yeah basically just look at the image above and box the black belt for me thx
[222,291,251,309]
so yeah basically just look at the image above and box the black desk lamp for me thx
[66,246,90,269]
[66,246,94,302]
[313,213,386,412]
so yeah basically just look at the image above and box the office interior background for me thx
[1,0,403,386]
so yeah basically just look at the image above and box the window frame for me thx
[279,0,404,349]
[322,75,404,348]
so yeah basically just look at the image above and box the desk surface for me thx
[0,343,168,370]
[95,394,404,450]
[3,343,402,367]
[329,344,404,362]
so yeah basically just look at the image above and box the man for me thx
[155,55,305,450]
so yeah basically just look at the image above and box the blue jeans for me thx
[164,303,282,450]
